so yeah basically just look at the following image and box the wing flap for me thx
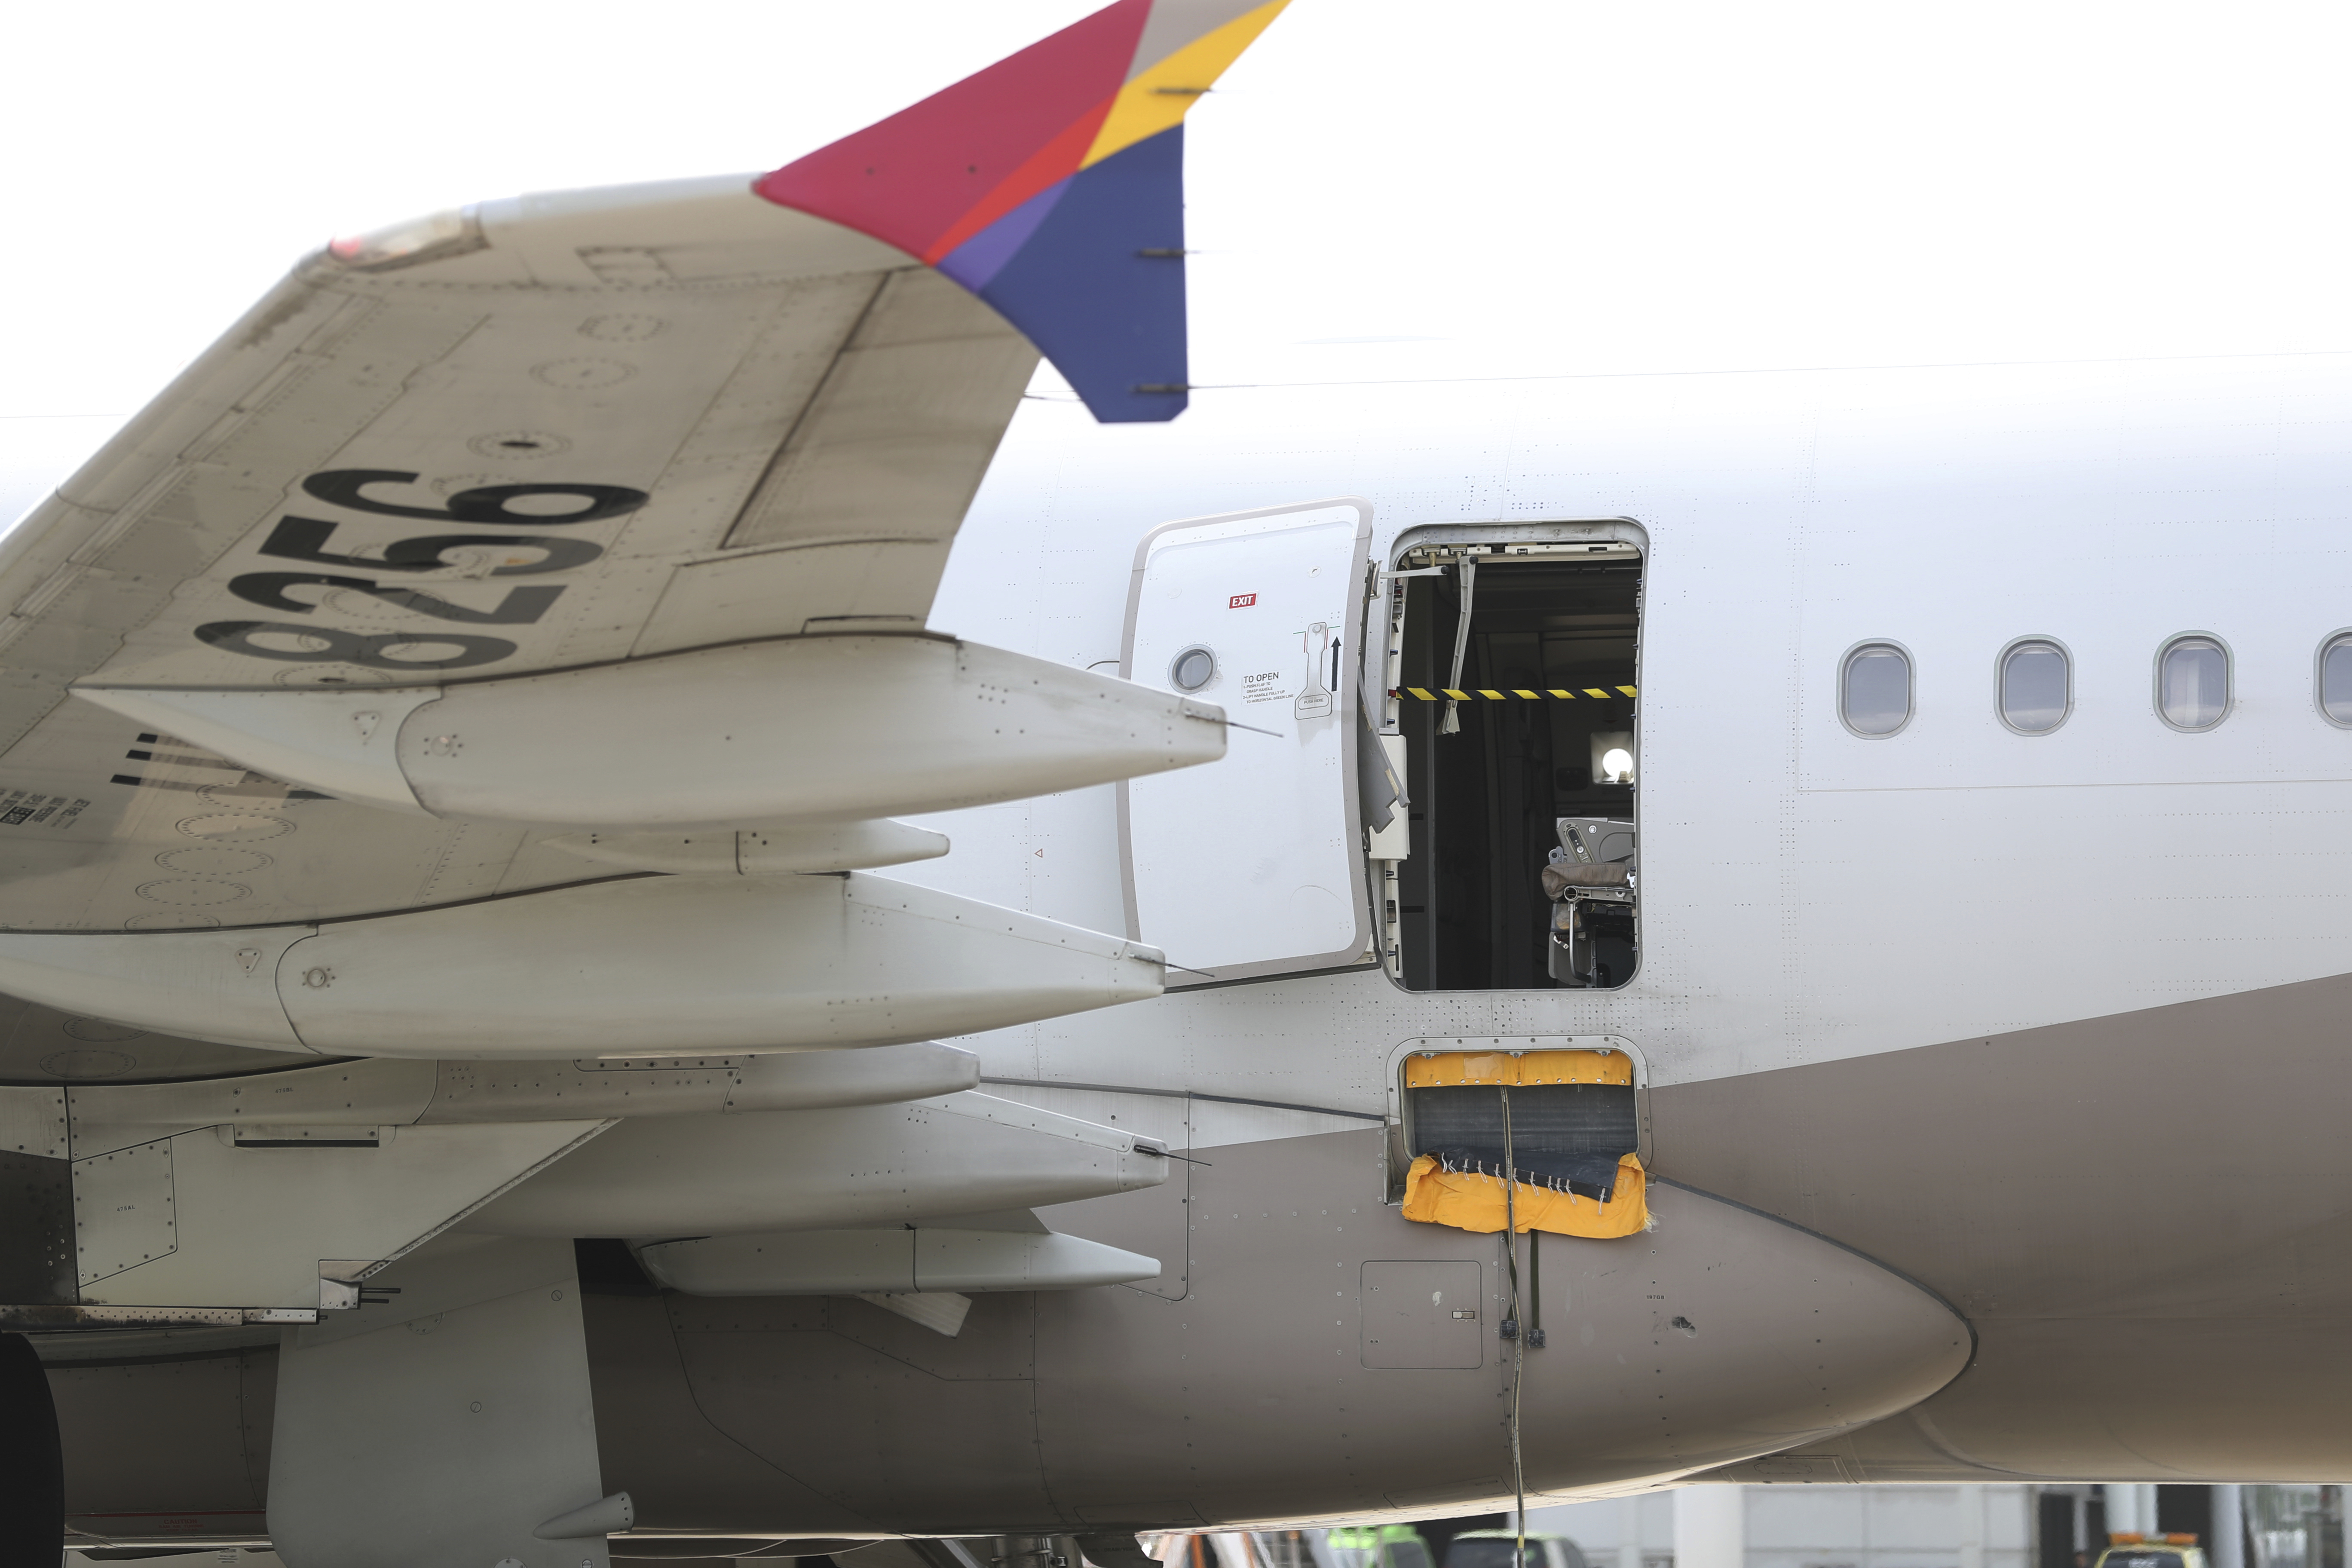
[720,268,1036,553]
[631,540,944,655]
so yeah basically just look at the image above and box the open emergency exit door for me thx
[1119,499,1376,985]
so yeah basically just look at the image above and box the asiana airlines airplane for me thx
[0,3,2344,1567]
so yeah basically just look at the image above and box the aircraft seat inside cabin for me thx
[1546,817,1637,988]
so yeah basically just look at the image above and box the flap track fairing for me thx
[0,875,1164,1059]
[73,634,1226,832]
[637,1225,1160,1296]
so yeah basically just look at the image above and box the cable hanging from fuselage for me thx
[1502,1081,1528,1568]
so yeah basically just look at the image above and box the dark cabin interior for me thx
[1393,551,1642,990]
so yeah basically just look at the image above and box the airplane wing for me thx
[0,0,1284,942]
[0,0,1288,1360]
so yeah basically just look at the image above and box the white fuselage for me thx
[897,350,2352,1113]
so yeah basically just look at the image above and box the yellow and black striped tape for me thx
[1394,685,1636,701]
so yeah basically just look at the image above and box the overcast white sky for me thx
[6,0,2352,504]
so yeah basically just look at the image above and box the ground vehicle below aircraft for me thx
[2096,1535,2210,1568]
[1446,1531,1589,1568]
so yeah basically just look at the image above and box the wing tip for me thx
[756,0,1289,424]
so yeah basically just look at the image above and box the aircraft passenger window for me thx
[2157,635,2230,731]
[2320,634,2352,726]
[1840,643,1912,736]
[1376,539,1641,991]
[1998,639,2070,734]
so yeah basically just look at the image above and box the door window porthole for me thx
[1167,644,1218,693]
[1839,642,1913,737]
[2156,634,2231,731]
[1997,638,2071,735]
[2318,633,2352,727]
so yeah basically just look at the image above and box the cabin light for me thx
[1601,747,1634,784]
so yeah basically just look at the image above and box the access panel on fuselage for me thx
[1360,1259,1483,1368]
